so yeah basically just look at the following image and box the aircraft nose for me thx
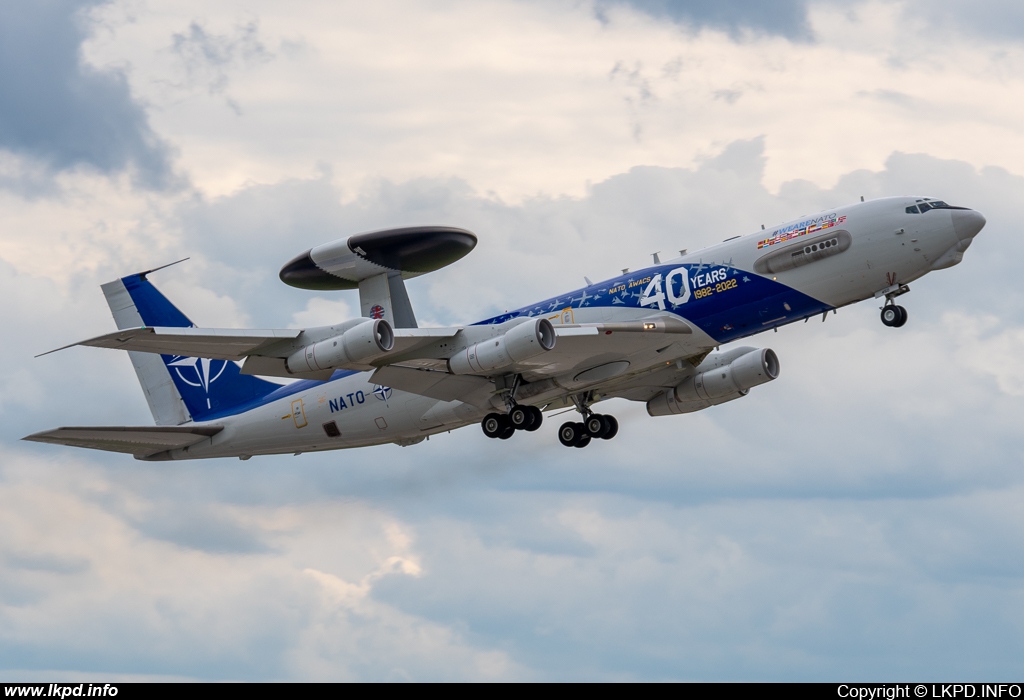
[952,209,986,242]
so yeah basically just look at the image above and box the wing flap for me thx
[23,425,223,457]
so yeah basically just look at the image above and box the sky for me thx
[2,0,1024,681]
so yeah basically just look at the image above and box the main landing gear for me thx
[557,414,618,448]
[557,392,619,448]
[479,379,620,448]
[481,373,545,440]
[481,405,543,440]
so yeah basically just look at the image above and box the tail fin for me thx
[101,270,280,424]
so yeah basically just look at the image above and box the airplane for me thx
[23,196,986,460]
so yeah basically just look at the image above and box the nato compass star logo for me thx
[373,385,392,403]
[167,356,228,409]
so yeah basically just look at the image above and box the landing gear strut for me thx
[879,282,910,328]
[481,374,544,440]
[558,392,619,448]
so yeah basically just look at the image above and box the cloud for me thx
[169,19,275,115]
[0,454,523,680]
[899,0,1024,42]
[0,1,175,188]
[597,0,812,40]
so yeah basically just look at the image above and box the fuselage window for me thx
[906,205,920,214]
[918,202,932,212]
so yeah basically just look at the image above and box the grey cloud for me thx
[5,552,90,575]
[0,1,175,188]
[169,19,274,115]
[597,0,812,40]
[899,0,1024,42]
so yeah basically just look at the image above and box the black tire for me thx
[558,421,582,447]
[881,306,900,327]
[585,414,607,438]
[574,433,591,448]
[524,406,543,431]
[602,415,619,440]
[509,405,532,430]
[482,413,508,439]
[498,426,515,439]
[894,305,908,327]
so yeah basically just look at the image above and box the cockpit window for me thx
[907,199,967,213]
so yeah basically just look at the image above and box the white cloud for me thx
[0,451,522,681]
[77,0,1024,201]
[288,297,354,329]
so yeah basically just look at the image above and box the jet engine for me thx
[647,347,779,416]
[448,318,556,374]
[286,319,395,373]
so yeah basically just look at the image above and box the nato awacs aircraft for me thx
[25,196,985,460]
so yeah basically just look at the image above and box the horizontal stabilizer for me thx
[23,425,223,458]
[41,327,302,361]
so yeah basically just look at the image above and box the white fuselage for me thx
[156,196,980,460]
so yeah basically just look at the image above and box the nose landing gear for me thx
[880,304,908,327]
[878,281,910,328]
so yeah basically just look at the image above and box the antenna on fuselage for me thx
[652,252,661,264]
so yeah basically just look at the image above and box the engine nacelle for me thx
[286,319,395,373]
[448,318,556,374]
[647,347,780,416]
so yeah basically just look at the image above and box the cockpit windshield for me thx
[906,199,964,214]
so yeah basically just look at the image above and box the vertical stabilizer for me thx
[101,278,191,425]
[102,272,281,424]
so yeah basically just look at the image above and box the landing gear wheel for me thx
[509,405,534,430]
[585,414,608,438]
[482,413,509,439]
[498,426,515,439]
[881,305,908,327]
[574,434,591,448]
[524,406,543,431]
[601,415,619,440]
[558,421,585,447]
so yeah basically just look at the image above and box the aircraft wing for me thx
[45,326,459,363]
[41,327,303,362]
[23,425,223,458]
[370,365,494,406]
